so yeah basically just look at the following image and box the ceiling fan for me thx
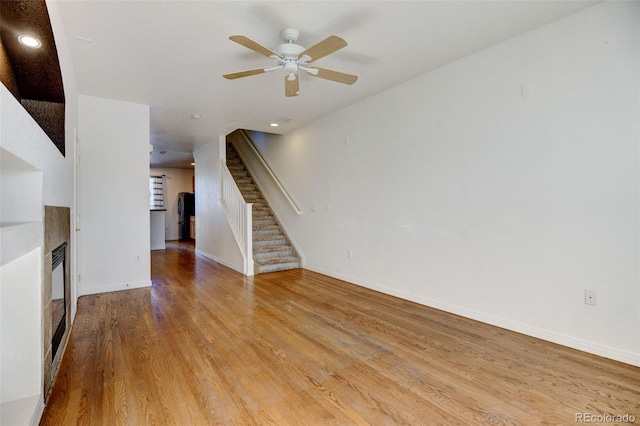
[223,28,358,97]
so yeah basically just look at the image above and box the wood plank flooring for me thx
[41,242,640,425]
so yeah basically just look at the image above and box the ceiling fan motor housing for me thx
[275,41,306,73]
[276,42,305,59]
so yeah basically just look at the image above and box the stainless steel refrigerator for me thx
[178,192,195,241]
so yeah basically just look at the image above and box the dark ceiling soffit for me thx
[0,0,66,156]
[0,0,65,104]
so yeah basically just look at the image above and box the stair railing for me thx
[238,130,302,215]
[220,159,254,276]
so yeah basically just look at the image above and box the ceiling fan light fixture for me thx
[283,62,298,73]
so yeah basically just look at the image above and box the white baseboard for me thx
[195,249,244,274]
[80,280,151,296]
[0,394,44,426]
[304,264,640,367]
[31,396,45,426]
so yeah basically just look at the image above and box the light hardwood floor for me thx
[41,242,639,425]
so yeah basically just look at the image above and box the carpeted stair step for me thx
[254,257,301,274]
[228,166,248,174]
[238,183,257,192]
[239,187,260,196]
[252,208,272,218]
[231,172,251,181]
[231,173,251,181]
[253,216,277,227]
[228,167,246,175]
[226,155,242,163]
[234,176,252,185]
[253,224,283,236]
[242,193,262,203]
[253,234,288,247]
[253,244,294,260]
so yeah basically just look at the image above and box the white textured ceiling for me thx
[56,1,599,168]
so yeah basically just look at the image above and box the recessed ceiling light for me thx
[270,123,279,127]
[18,35,42,49]
[191,114,201,120]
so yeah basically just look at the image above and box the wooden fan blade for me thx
[223,68,266,79]
[285,74,299,97]
[311,67,358,85]
[229,35,281,58]
[299,35,347,63]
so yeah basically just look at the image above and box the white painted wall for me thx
[150,167,194,240]
[77,95,151,295]
[247,2,640,366]
[0,249,42,404]
[194,137,244,272]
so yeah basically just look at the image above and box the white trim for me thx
[80,280,151,296]
[0,394,44,426]
[195,249,244,275]
[31,396,45,426]
[220,160,254,276]
[304,264,640,367]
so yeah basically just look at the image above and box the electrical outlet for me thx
[347,249,353,259]
[135,255,141,263]
[585,290,596,305]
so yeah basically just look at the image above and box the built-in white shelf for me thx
[0,221,43,267]
[0,144,44,266]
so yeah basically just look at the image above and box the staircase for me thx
[226,143,301,274]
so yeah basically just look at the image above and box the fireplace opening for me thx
[51,242,66,361]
